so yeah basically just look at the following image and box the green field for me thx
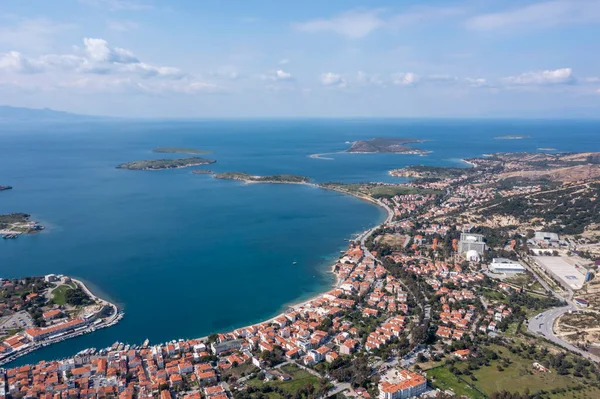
[430,344,600,398]
[51,283,76,305]
[466,345,598,397]
[426,366,486,398]
[480,288,507,301]
[246,364,321,397]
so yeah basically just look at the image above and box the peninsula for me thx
[347,137,429,155]
[214,172,311,184]
[116,157,216,170]
[153,147,211,155]
[0,186,12,192]
[0,274,122,366]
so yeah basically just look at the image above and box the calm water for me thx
[1,118,599,365]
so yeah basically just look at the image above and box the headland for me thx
[213,172,311,184]
[0,275,122,366]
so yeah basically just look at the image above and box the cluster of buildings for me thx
[0,243,427,399]
[381,194,436,219]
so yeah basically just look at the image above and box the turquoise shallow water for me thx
[1,118,599,365]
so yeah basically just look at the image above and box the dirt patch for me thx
[498,165,600,183]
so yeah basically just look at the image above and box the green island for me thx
[214,172,311,184]
[347,137,430,155]
[116,157,216,170]
[153,147,211,155]
[0,213,44,237]
[191,169,214,175]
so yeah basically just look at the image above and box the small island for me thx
[153,147,211,155]
[0,213,44,239]
[214,172,311,184]
[116,157,216,171]
[191,169,214,175]
[347,138,429,155]
[0,185,12,192]
[494,135,531,140]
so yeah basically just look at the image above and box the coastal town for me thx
[0,276,122,367]
[2,151,600,399]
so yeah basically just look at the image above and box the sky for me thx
[0,0,599,118]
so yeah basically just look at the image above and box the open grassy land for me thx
[245,364,321,398]
[426,366,486,399]
[504,273,545,292]
[432,344,600,398]
[50,283,76,305]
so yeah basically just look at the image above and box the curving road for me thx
[527,304,600,363]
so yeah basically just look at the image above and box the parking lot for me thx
[0,311,34,334]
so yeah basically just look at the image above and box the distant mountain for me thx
[0,105,108,122]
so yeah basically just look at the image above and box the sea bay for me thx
[1,118,599,365]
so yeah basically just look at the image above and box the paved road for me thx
[516,254,600,362]
[527,304,600,363]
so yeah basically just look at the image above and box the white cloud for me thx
[278,58,290,65]
[59,76,220,94]
[504,68,575,85]
[392,72,418,86]
[0,38,185,79]
[262,69,294,82]
[465,78,488,87]
[295,10,384,38]
[275,70,293,81]
[0,37,218,95]
[294,7,462,38]
[466,0,600,31]
[0,51,40,73]
[320,72,347,88]
[83,38,139,64]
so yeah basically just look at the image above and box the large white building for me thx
[489,258,525,273]
[458,233,486,255]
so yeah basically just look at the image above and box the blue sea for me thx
[1,118,599,366]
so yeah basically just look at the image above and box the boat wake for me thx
[308,153,336,161]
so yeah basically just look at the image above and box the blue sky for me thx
[1,0,599,117]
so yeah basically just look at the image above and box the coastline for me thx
[3,180,391,366]
[0,276,123,367]
[186,185,389,343]
[193,185,391,339]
